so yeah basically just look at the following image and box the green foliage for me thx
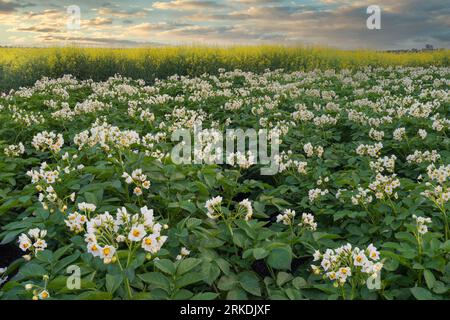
[0,65,449,300]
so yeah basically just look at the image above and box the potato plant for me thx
[0,67,449,300]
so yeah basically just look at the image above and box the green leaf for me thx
[232,230,249,248]
[191,292,219,300]
[177,258,201,276]
[276,272,293,287]
[19,262,47,278]
[292,277,308,289]
[179,201,197,214]
[186,218,202,230]
[173,289,194,300]
[78,291,113,300]
[423,270,436,290]
[35,250,53,264]
[238,271,261,297]
[432,281,448,294]
[154,259,176,275]
[54,252,81,274]
[175,272,204,288]
[410,287,433,300]
[267,246,292,270]
[285,288,302,300]
[201,263,221,285]
[253,248,268,260]
[441,240,450,252]
[106,273,123,294]
[227,288,247,300]
[138,272,170,292]
[217,275,237,291]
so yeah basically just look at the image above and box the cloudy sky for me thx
[0,0,448,49]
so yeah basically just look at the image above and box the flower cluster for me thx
[351,187,373,206]
[65,211,87,234]
[18,228,48,257]
[369,155,396,173]
[32,131,64,153]
[369,173,401,200]
[80,206,167,264]
[276,209,296,225]
[422,184,450,207]
[369,128,384,141]
[413,215,432,235]
[226,151,256,169]
[74,120,140,152]
[311,243,383,287]
[26,162,73,212]
[25,275,50,300]
[303,143,324,158]
[393,127,406,141]
[308,188,329,203]
[4,142,25,157]
[299,213,317,231]
[406,150,440,164]
[205,196,223,219]
[356,143,383,158]
[194,128,222,164]
[426,164,450,184]
[176,247,191,260]
[238,199,253,221]
[275,151,308,174]
[122,169,151,196]
[418,129,427,140]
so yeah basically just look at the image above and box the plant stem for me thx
[116,253,133,299]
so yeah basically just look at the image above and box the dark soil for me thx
[0,243,22,266]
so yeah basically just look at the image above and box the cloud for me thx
[0,0,19,13]
[93,6,151,18]
[0,0,448,49]
[15,26,62,33]
[84,17,113,27]
[153,0,225,11]
[0,0,35,13]
[232,0,282,4]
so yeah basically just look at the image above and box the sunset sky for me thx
[0,0,448,49]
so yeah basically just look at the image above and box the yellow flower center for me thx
[133,230,140,237]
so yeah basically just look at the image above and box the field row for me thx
[0,46,448,92]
